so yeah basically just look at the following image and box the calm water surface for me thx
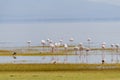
[0,21,120,47]
[1,50,120,64]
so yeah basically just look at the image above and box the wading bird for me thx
[64,44,68,63]
[87,38,91,48]
[69,37,74,46]
[41,40,46,51]
[50,43,55,53]
[115,44,119,63]
[111,44,114,63]
[12,52,17,59]
[59,39,63,46]
[27,40,31,47]
[101,42,106,64]
[78,43,84,63]
[85,47,90,63]
[74,46,79,63]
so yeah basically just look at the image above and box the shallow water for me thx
[1,50,120,64]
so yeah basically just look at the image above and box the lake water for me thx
[1,50,120,64]
[0,21,120,48]
[0,21,120,64]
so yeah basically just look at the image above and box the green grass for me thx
[0,47,117,56]
[0,64,119,80]
[0,64,120,71]
[0,50,74,56]
[0,70,120,80]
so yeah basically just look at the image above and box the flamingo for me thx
[74,46,79,55]
[50,43,55,53]
[78,43,84,63]
[63,44,68,63]
[41,40,46,51]
[74,46,79,63]
[54,42,61,62]
[49,43,58,64]
[69,37,74,46]
[27,40,31,47]
[54,42,60,52]
[59,39,63,46]
[101,42,106,64]
[87,38,91,48]
[85,47,90,63]
[111,44,114,63]
[115,44,119,63]
[46,38,50,46]
[41,40,46,60]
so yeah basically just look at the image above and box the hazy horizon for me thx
[0,0,120,47]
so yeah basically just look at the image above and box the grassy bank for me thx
[0,48,116,56]
[0,64,120,80]
[0,70,120,80]
[0,52,73,56]
[0,64,120,71]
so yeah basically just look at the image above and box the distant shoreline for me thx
[1,18,120,23]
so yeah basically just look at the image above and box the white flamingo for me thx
[63,44,68,63]
[87,38,91,48]
[115,44,119,63]
[64,44,68,51]
[69,37,74,46]
[101,42,106,64]
[78,43,84,63]
[46,38,50,46]
[40,40,46,60]
[27,40,31,47]
[49,43,56,63]
[59,39,63,46]
[41,40,46,51]
[54,42,61,62]
[50,43,55,53]
[111,44,114,63]
[85,47,90,63]
[74,46,79,63]
[74,46,79,55]
[54,42,60,52]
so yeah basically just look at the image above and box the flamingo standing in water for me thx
[115,44,119,63]
[41,40,46,61]
[47,39,50,45]
[49,43,56,63]
[69,37,74,46]
[27,40,32,47]
[74,46,79,63]
[101,42,106,64]
[87,38,91,48]
[78,43,84,61]
[111,44,114,63]
[64,44,68,63]
[47,39,53,52]
[54,42,61,62]
[41,40,46,51]
[85,47,90,63]
[54,42,60,52]
[50,43,55,53]
[59,39,63,46]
